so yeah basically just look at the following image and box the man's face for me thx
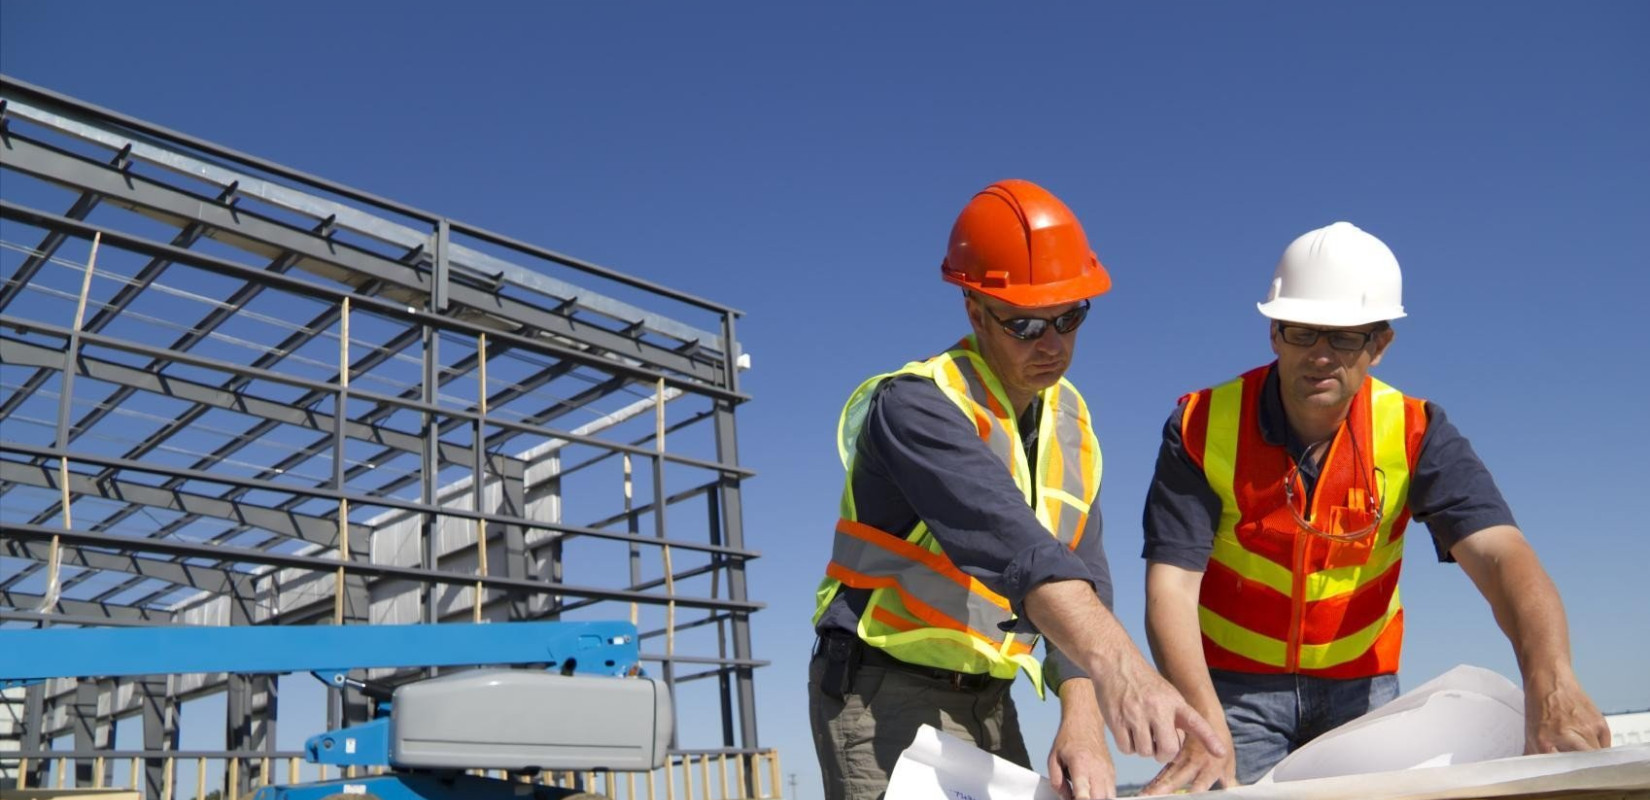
[1269,320,1395,411]
[965,293,1086,402]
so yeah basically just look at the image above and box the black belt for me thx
[815,630,1007,693]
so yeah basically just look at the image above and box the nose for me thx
[1036,327,1070,357]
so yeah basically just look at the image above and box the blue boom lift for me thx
[0,621,673,800]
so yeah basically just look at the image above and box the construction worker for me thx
[811,180,1221,800]
[1138,222,1611,793]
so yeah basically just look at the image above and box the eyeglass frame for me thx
[1273,322,1390,352]
[975,297,1091,341]
[1280,462,1388,543]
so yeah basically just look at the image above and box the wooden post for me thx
[334,296,351,626]
[768,751,782,800]
[227,757,239,800]
[719,754,730,800]
[288,756,300,785]
[163,757,175,800]
[196,758,206,800]
[16,757,28,790]
[699,754,711,800]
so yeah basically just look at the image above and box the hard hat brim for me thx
[943,261,1112,308]
[1256,298,1406,328]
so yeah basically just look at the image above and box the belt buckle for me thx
[949,671,968,691]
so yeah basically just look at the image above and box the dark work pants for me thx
[808,652,1031,800]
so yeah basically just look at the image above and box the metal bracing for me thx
[1,73,764,797]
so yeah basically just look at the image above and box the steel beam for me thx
[0,459,368,547]
[3,523,763,614]
[0,134,729,385]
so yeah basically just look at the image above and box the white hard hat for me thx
[1256,221,1406,327]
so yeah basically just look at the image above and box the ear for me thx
[1369,327,1396,367]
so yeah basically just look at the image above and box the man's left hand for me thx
[1525,669,1612,753]
[1050,679,1116,800]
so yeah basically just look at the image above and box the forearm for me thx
[1456,526,1575,678]
[1058,677,1103,728]
[1454,525,1609,751]
[1145,563,1225,722]
[1024,579,1148,681]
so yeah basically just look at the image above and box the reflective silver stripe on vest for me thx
[830,523,1010,635]
[1046,380,1094,545]
[940,354,1022,477]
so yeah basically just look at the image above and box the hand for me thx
[1137,717,1236,795]
[1525,669,1611,753]
[1049,679,1116,800]
[1092,654,1226,764]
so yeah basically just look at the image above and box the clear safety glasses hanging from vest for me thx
[1281,437,1388,543]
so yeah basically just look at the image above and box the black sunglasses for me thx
[980,299,1091,341]
[1275,323,1385,352]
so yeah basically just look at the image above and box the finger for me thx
[1149,713,1182,762]
[1140,757,1192,796]
[1049,756,1070,800]
[1594,720,1615,749]
[1109,719,1141,756]
[1190,759,1225,793]
[1070,776,1091,800]
[1177,703,1227,758]
[1066,758,1113,800]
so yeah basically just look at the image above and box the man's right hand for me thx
[1090,648,1226,763]
[1021,579,1226,764]
[1138,713,1236,795]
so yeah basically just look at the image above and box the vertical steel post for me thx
[713,312,759,791]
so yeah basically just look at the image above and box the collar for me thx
[1258,361,1314,461]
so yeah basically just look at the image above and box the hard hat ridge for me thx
[940,179,1112,308]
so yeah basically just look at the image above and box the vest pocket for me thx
[1319,505,1377,568]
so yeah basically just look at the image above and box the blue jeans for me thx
[1211,669,1400,784]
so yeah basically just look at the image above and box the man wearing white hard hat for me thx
[1135,222,1610,793]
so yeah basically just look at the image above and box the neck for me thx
[1007,388,1036,420]
[1280,391,1351,448]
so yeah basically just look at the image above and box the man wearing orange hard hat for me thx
[1138,222,1610,793]
[810,180,1222,800]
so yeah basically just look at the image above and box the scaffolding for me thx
[0,75,766,799]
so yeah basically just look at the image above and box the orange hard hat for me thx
[940,179,1112,307]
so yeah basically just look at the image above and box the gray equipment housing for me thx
[391,669,673,771]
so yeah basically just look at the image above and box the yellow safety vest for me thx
[812,336,1102,695]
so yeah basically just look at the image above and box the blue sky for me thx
[4,1,1647,791]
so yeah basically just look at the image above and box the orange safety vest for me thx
[812,336,1103,695]
[1181,364,1428,678]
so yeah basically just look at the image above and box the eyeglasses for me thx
[1281,462,1387,543]
[1275,323,1384,352]
[979,299,1090,341]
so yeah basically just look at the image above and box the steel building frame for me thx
[0,75,764,798]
